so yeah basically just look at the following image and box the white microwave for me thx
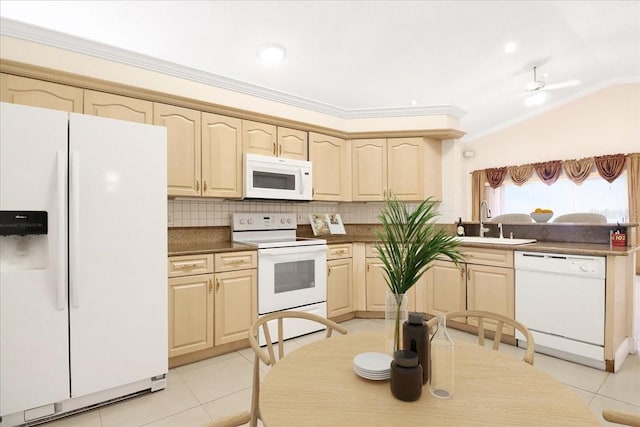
[243,153,313,201]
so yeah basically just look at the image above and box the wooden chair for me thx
[205,311,348,427]
[431,310,535,365]
[602,409,640,426]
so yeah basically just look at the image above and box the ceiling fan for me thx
[519,66,581,96]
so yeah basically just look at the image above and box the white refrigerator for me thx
[0,102,168,426]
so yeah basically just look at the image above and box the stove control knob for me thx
[248,219,254,225]
[281,218,286,224]
[287,218,292,223]
[239,219,245,224]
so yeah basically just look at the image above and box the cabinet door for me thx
[366,259,416,312]
[242,120,277,157]
[387,138,424,201]
[168,274,214,357]
[277,127,308,160]
[425,260,466,317]
[201,113,243,198]
[154,103,201,197]
[1,74,83,113]
[466,264,515,335]
[309,133,351,201]
[214,269,257,345]
[352,139,386,201]
[83,90,153,124]
[327,258,353,318]
[423,137,442,200]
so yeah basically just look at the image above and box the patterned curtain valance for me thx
[485,167,508,189]
[533,160,563,185]
[594,154,626,183]
[563,157,594,184]
[508,165,534,186]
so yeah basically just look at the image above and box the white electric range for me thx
[231,213,327,344]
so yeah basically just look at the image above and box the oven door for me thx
[258,244,327,314]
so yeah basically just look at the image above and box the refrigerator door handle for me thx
[57,151,67,310]
[70,150,80,309]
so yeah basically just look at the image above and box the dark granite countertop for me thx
[168,234,638,258]
[168,241,256,257]
[324,235,638,257]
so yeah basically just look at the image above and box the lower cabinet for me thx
[327,244,354,318]
[167,251,257,360]
[168,254,215,358]
[214,268,258,345]
[420,248,515,336]
[423,260,466,317]
[365,244,416,312]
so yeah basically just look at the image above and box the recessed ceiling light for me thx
[504,42,517,54]
[257,43,286,67]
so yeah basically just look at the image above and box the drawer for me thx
[365,243,384,258]
[327,243,352,260]
[168,254,214,277]
[462,248,513,268]
[214,251,257,272]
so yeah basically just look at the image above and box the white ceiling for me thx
[1,1,639,140]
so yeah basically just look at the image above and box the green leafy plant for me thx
[375,196,463,351]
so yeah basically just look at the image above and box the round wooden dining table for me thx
[259,331,599,426]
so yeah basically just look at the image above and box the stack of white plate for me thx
[352,352,392,381]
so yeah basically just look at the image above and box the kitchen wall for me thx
[459,83,640,219]
[168,199,423,227]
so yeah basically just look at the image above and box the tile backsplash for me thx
[167,199,426,227]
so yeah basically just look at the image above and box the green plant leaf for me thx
[374,196,463,295]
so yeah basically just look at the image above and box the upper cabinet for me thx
[1,74,83,113]
[154,102,202,197]
[202,113,243,198]
[352,137,441,201]
[243,120,308,160]
[309,132,351,201]
[84,90,153,124]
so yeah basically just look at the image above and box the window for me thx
[485,170,628,223]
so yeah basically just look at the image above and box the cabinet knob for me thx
[195,180,200,192]
[203,181,207,192]
[328,266,331,276]
[273,142,277,155]
[216,279,220,292]
[208,279,213,294]
[279,144,282,156]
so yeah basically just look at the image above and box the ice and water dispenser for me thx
[0,211,49,271]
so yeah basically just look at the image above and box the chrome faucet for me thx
[479,200,491,237]
[498,223,503,239]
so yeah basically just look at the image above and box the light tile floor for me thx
[42,318,639,427]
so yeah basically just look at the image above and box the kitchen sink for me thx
[454,236,537,245]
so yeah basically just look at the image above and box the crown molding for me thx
[0,17,466,120]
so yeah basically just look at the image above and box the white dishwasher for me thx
[514,251,606,369]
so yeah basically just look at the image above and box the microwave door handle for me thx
[298,167,305,195]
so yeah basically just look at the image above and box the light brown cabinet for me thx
[352,137,441,201]
[365,244,416,312]
[168,254,214,358]
[309,132,351,201]
[420,247,515,335]
[327,244,354,318]
[243,120,307,160]
[213,251,257,345]
[84,90,153,124]
[202,113,243,198]
[154,103,202,197]
[422,260,467,317]
[1,74,83,113]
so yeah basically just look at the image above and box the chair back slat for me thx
[444,310,535,365]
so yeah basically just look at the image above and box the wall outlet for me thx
[167,214,173,226]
